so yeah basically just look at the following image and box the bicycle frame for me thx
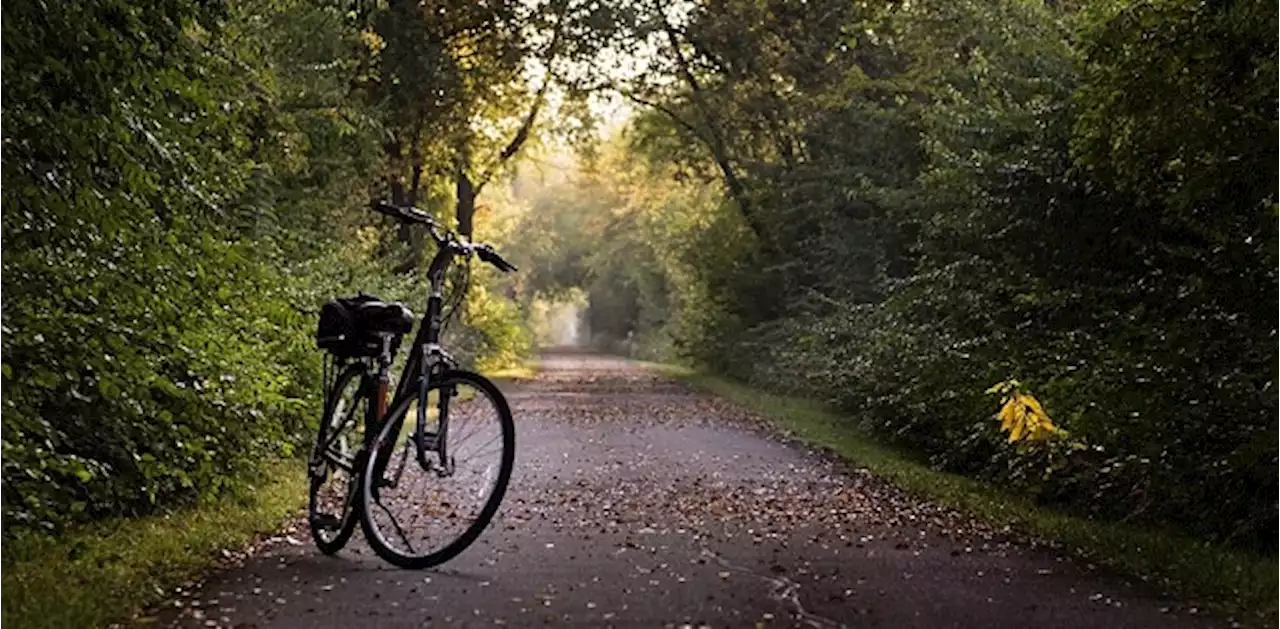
[368,237,463,482]
[392,241,459,404]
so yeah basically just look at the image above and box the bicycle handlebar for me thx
[372,201,438,228]
[369,200,518,274]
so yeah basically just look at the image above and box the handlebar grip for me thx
[495,256,518,273]
[476,246,518,273]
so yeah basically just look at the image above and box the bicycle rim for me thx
[359,370,515,569]
[309,364,366,554]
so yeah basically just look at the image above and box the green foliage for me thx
[3,0,306,535]
[454,273,534,372]
[1072,0,1277,226]
[2,224,317,533]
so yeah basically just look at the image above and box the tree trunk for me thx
[456,157,476,239]
[389,123,425,274]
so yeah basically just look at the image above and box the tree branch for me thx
[473,1,569,191]
[613,86,703,140]
[476,76,551,191]
[658,16,763,239]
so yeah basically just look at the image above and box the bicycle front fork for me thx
[413,386,457,477]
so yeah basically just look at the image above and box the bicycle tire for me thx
[358,369,515,569]
[308,362,367,555]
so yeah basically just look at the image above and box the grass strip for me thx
[485,359,540,383]
[2,461,307,629]
[649,363,1276,627]
[484,356,543,389]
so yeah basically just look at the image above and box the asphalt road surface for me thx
[153,351,1223,629]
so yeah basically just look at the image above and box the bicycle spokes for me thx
[360,373,513,568]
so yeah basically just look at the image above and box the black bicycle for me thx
[307,200,517,569]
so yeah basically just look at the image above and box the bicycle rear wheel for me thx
[308,363,368,555]
[359,369,515,569]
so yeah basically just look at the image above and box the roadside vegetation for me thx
[1,463,305,629]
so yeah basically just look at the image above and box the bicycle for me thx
[307,200,518,569]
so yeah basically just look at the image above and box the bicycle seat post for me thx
[374,333,395,422]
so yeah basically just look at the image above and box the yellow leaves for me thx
[997,393,1056,442]
[985,379,1019,396]
[359,29,386,54]
[988,380,1059,443]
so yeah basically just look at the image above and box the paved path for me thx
[155,351,1222,628]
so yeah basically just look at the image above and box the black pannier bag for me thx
[316,293,415,357]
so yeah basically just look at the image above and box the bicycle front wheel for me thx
[359,369,515,569]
